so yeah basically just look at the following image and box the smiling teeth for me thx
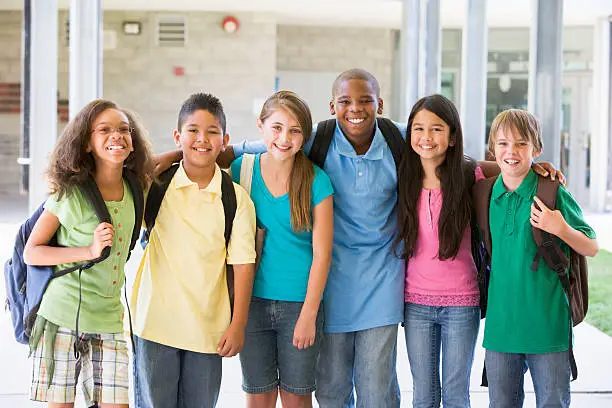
[505,160,519,164]
[420,145,434,150]
[195,147,210,152]
[107,146,124,150]
[348,118,364,124]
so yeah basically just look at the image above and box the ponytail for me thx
[289,150,315,233]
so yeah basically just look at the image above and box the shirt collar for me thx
[334,120,385,161]
[492,168,537,200]
[173,161,222,195]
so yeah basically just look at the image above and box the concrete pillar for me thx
[400,0,421,117]
[28,0,58,212]
[528,0,563,166]
[459,0,488,160]
[69,0,102,118]
[590,18,611,212]
[422,0,441,96]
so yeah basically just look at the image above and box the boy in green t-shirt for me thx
[483,109,598,408]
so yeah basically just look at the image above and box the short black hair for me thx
[177,92,227,133]
[331,68,381,99]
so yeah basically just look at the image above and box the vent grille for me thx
[157,15,187,47]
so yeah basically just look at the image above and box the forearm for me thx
[477,160,501,178]
[24,245,94,266]
[229,263,255,328]
[300,254,331,318]
[557,225,599,257]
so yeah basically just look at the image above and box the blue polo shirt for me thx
[234,119,407,333]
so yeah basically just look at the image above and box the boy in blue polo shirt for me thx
[483,109,598,408]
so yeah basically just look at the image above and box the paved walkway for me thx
[1,194,611,407]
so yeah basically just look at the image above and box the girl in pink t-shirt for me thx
[395,94,483,408]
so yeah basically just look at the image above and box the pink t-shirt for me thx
[404,166,485,307]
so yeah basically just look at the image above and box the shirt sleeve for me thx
[233,140,268,158]
[311,165,334,207]
[229,156,244,185]
[556,185,596,239]
[226,184,257,265]
[44,189,83,230]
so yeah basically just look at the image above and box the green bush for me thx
[586,250,612,336]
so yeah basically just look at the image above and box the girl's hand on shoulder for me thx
[88,222,114,259]
[217,322,245,357]
[293,314,316,350]
[530,196,567,236]
[532,162,567,185]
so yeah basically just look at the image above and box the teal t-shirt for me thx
[483,170,596,354]
[231,154,333,302]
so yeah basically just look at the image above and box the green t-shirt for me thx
[483,170,596,354]
[37,180,135,334]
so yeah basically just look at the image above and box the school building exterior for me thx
[0,0,611,213]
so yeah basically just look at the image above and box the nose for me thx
[279,129,292,144]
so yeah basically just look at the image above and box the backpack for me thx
[309,118,405,170]
[237,154,266,272]
[472,174,586,383]
[142,163,237,306]
[4,171,144,346]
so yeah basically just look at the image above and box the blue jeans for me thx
[315,324,400,408]
[403,303,480,408]
[239,297,324,395]
[132,335,222,408]
[485,350,571,408]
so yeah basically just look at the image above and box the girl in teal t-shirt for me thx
[23,99,153,407]
[230,91,333,407]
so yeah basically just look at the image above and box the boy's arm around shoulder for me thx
[217,184,256,357]
[530,185,598,257]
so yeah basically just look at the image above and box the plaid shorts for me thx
[30,325,129,405]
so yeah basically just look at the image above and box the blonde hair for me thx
[488,109,543,154]
[259,91,314,233]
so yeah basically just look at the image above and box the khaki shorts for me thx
[30,325,129,405]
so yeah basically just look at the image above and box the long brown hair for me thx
[47,99,154,198]
[395,94,474,260]
[259,91,314,233]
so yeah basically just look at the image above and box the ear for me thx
[329,100,336,116]
[173,129,182,148]
[256,117,264,133]
[86,142,92,153]
[449,138,456,147]
[221,133,230,151]
[377,98,384,115]
[533,148,542,160]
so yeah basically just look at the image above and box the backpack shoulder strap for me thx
[144,164,180,241]
[377,117,405,171]
[79,176,112,262]
[239,154,256,195]
[471,176,496,256]
[309,119,336,169]
[221,170,237,247]
[122,169,144,258]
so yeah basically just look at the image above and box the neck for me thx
[261,152,295,178]
[344,126,375,155]
[501,172,528,192]
[420,157,443,189]
[93,161,124,188]
[182,161,216,189]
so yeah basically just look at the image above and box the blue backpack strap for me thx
[143,164,180,242]
[309,119,336,169]
[376,117,405,171]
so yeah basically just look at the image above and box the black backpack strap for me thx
[376,117,405,171]
[143,164,180,242]
[78,176,113,263]
[220,170,237,246]
[122,169,144,260]
[309,119,336,169]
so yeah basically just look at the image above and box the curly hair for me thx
[46,99,154,198]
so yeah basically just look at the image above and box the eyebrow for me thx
[95,120,129,126]
[412,121,445,127]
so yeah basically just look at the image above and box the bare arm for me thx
[152,149,182,177]
[530,196,598,257]
[217,263,255,357]
[477,159,566,184]
[23,209,113,265]
[293,196,333,349]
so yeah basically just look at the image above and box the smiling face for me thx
[493,126,541,182]
[410,109,453,166]
[174,109,228,170]
[330,79,383,148]
[87,108,134,167]
[259,108,304,162]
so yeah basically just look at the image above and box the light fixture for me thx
[222,16,239,34]
[123,21,141,35]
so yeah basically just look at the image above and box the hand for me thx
[532,162,567,186]
[216,145,236,169]
[88,222,114,259]
[530,196,567,236]
[293,314,316,350]
[217,322,245,357]
[152,152,178,177]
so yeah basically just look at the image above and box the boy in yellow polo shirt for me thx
[131,93,256,408]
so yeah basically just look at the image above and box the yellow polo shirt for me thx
[131,163,256,353]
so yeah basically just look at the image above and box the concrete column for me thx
[528,0,563,166]
[422,0,441,96]
[590,18,611,212]
[28,0,58,212]
[69,0,102,118]
[459,0,488,160]
[400,0,421,116]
